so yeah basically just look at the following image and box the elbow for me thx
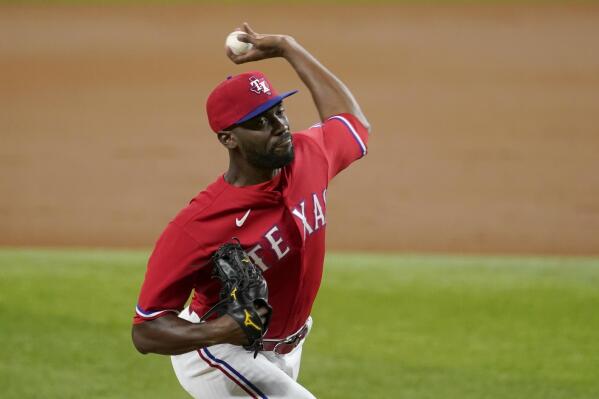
[360,116,371,134]
[131,325,150,354]
[356,114,371,134]
[362,118,371,134]
[359,118,371,153]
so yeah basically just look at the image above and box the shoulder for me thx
[288,129,329,171]
[293,121,323,141]
[292,124,327,154]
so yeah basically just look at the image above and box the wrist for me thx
[279,36,300,58]
[201,318,227,346]
[204,314,245,346]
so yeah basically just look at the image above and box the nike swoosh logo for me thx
[235,209,251,227]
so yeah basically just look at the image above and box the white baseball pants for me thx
[171,307,316,399]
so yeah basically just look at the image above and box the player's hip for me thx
[171,307,314,398]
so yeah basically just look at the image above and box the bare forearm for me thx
[282,38,370,130]
[132,313,245,355]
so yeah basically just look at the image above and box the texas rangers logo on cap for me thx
[249,76,271,96]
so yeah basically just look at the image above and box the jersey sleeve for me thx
[296,113,369,180]
[133,222,205,324]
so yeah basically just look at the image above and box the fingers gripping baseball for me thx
[226,22,293,64]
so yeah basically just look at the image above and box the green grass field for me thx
[1,248,598,398]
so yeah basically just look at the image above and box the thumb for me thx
[236,33,254,44]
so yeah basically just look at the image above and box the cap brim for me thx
[235,90,299,125]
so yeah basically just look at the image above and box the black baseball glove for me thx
[201,239,272,357]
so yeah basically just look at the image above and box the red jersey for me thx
[134,113,369,338]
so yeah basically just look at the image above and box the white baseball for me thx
[225,31,253,55]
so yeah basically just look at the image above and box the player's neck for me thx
[224,164,280,187]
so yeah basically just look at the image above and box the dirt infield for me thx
[1,4,599,255]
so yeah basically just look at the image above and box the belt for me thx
[262,323,309,355]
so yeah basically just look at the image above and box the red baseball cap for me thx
[206,71,298,132]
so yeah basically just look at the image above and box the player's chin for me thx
[264,146,294,169]
[273,145,295,167]
[248,146,294,169]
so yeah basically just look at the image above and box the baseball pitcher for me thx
[131,23,370,399]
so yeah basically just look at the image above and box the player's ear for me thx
[217,131,238,149]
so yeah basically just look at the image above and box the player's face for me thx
[231,103,294,169]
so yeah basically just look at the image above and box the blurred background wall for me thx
[1,3,598,255]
